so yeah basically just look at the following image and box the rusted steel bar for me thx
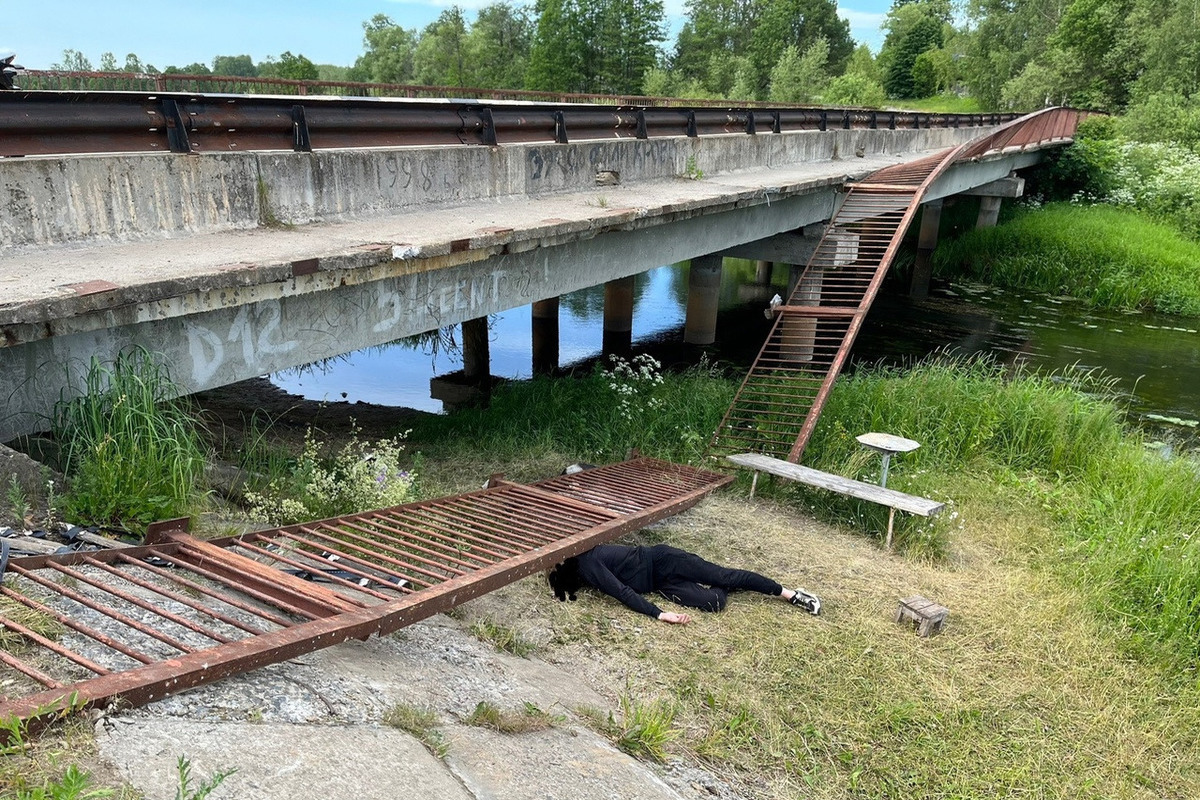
[290,523,467,583]
[0,585,155,665]
[83,556,267,636]
[43,562,232,645]
[8,564,198,655]
[228,539,402,601]
[0,645,64,688]
[143,546,325,621]
[112,553,294,629]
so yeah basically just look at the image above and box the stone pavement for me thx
[95,614,736,800]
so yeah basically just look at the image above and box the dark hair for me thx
[547,557,583,602]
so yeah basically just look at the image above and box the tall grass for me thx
[52,349,208,530]
[932,203,1200,315]
[411,355,734,465]
[803,357,1200,671]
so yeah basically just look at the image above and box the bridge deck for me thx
[1,149,922,326]
[0,457,731,730]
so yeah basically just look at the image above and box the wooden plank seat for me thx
[726,452,944,548]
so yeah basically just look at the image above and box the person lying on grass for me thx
[548,543,821,624]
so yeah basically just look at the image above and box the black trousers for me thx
[649,545,783,612]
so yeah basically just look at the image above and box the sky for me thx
[4,0,889,74]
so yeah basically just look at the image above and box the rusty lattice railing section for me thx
[0,457,731,731]
[709,107,1088,463]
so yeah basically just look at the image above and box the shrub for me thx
[244,427,417,525]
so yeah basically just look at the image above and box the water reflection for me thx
[272,264,1200,438]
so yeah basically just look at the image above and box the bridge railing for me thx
[0,86,1023,158]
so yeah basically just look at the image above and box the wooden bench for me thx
[726,452,945,549]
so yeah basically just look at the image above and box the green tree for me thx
[212,55,258,77]
[528,0,665,94]
[823,72,888,106]
[960,0,1065,108]
[767,37,829,103]
[747,0,852,99]
[911,47,953,96]
[414,7,471,86]
[466,3,534,89]
[884,15,942,98]
[672,0,758,89]
[98,52,119,71]
[276,51,319,81]
[52,49,93,71]
[351,14,418,84]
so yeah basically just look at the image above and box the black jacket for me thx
[576,545,662,618]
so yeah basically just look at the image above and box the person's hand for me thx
[657,611,691,625]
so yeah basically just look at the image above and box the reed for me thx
[51,349,207,530]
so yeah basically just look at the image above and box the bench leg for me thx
[885,508,896,550]
[749,471,760,499]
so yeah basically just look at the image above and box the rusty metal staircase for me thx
[710,107,1087,463]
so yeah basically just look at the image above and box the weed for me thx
[683,155,704,180]
[172,755,235,800]
[577,696,678,762]
[244,425,417,525]
[13,764,112,799]
[7,475,30,526]
[464,701,558,733]
[468,617,537,657]
[52,349,208,531]
[382,703,448,758]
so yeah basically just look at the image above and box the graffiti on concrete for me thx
[184,300,298,385]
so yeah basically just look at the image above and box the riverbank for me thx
[6,360,1200,797]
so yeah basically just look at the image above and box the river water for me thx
[273,259,1200,442]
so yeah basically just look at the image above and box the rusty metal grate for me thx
[709,107,1089,463]
[0,457,731,730]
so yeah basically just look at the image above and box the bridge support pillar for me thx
[684,254,723,345]
[531,297,560,376]
[462,317,490,386]
[603,276,635,356]
[976,196,1003,229]
[431,316,491,409]
[910,199,943,298]
[755,260,774,285]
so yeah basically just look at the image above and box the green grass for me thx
[464,701,558,733]
[409,356,733,466]
[468,617,538,657]
[52,349,208,531]
[415,354,1200,673]
[576,696,679,762]
[885,94,987,114]
[381,703,449,757]
[933,202,1200,315]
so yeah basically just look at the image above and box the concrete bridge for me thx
[0,101,1060,442]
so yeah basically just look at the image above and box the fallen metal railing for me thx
[0,457,731,733]
[0,89,1021,157]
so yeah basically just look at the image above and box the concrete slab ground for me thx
[94,615,728,800]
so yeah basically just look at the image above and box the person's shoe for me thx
[790,588,821,616]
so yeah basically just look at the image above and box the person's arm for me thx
[577,558,665,619]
